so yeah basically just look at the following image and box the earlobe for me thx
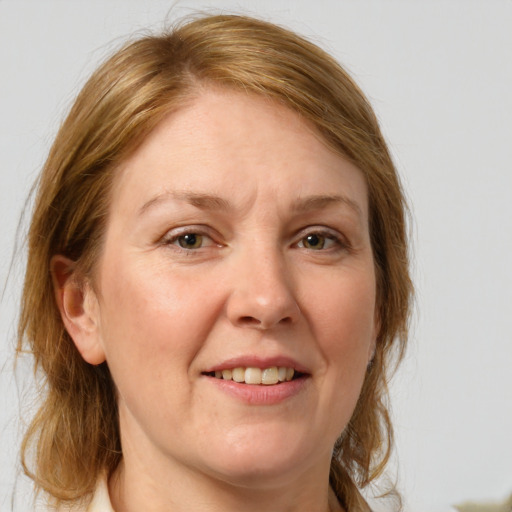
[368,341,376,364]
[51,255,106,365]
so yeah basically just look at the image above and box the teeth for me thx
[210,366,296,385]
[245,367,262,385]
[261,367,278,385]
[232,368,245,383]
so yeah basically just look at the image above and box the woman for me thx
[18,14,412,512]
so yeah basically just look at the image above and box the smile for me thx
[204,366,298,385]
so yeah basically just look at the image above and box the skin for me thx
[53,88,378,512]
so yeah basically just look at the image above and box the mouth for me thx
[202,366,306,386]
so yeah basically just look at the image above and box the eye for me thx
[296,230,342,251]
[161,228,217,251]
[300,233,326,250]
[176,233,204,249]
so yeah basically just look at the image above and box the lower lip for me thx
[205,375,308,405]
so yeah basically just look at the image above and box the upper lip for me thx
[203,355,310,374]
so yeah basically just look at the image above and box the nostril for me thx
[238,315,293,328]
[226,278,301,329]
[239,316,261,325]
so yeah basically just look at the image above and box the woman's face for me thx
[82,88,377,487]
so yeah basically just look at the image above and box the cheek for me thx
[96,256,221,392]
[304,266,376,419]
[307,268,377,358]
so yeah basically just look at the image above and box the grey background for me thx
[1,1,511,510]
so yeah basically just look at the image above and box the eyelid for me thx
[160,225,220,248]
[294,226,348,250]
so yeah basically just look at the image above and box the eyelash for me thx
[159,227,348,254]
[160,227,217,252]
[295,228,348,252]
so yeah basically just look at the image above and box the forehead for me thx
[110,87,368,221]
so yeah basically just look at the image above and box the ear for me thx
[367,339,377,367]
[51,255,106,365]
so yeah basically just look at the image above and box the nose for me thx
[225,249,301,330]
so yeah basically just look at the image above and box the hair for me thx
[18,13,412,512]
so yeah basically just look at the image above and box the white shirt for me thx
[84,478,114,512]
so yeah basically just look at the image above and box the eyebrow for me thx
[291,194,363,219]
[138,191,363,219]
[138,191,232,216]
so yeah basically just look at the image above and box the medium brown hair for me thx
[18,14,412,511]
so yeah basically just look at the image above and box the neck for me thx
[108,452,343,512]
[109,404,345,512]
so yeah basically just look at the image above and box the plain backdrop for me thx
[1,1,511,511]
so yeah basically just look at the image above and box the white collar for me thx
[86,476,115,512]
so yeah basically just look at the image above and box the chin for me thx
[198,428,323,488]
[210,458,309,490]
